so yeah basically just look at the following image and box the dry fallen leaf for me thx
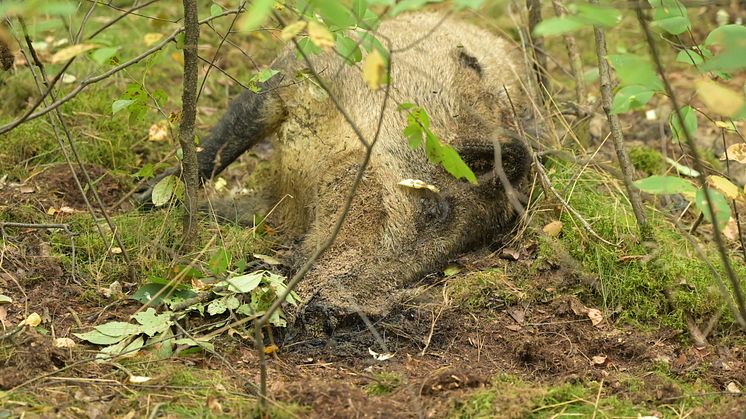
[722,143,746,163]
[254,253,281,265]
[20,185,34,194]
[207,396,223,414]
[587,308,603,326]
[542,220,563,237]
[722,217,739,241]
[53,337,76,348]
[264,344,279,355]
[398,178,439,193]
[128,375,152,384]
[368,347,394,361]
[591,355,607,365]
[726,381,741,394]
[499,248,520,260]
[51,44,97,64]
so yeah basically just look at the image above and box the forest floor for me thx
[1,2,745,418]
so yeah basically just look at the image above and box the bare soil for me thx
[1,165,744,418]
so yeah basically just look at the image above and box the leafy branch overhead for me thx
[536,0,746,233]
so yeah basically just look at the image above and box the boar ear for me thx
[494,137,531,185]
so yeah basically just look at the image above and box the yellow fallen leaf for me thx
[707,175,740,200]
[307,21,334,49]
[51,44,97,64]
[695,78,745,117]
[143,33,164,46]
[24,312,41,327]
[280,21,307,41]
[363,49,385,90]
[542,220,563,237]
[148,120,170,142]
[397,178,439,193]
[722,143,746,163]
[264,344,279,354]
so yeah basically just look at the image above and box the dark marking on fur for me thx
[458,50,482,77]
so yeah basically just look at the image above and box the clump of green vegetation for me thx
[365,371,403,396]
[540,159,746,329]
[629,145,664,175]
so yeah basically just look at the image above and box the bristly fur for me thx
[152,13,532,335]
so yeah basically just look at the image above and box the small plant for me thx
[365,371,403,396]
[74,247,297,359]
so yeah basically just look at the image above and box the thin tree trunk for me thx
[526,0,548,103]
[180,0,200,247]
[591,3,651,240]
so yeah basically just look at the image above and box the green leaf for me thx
[210,3,222,17]
[224,272,263,293]
[208,248,231,275]
[665,157,700,177]
[336,35,362,65]
[439,142,477,184]
[173,338,215,352]
[130,283,196,306]
[90,47,119,65]
[151,175,179,207]
[153,327,175,359]
[296,37,322,58]
[649,0,690,35]
[702,25,746,72]
[111,99,135,115]
[533,17,586,37]
[675,49,704,66]
[403,124,423,148]
[74,329,127,345]
[132,308,172,337]
[390,0,439,17]
[634,175,697,195]
[454,0,485,10]
[669,105,697,143]
[607,54,662,90]
[240,0,274,31]
[696,188,731,230]
[96,321,142,337]
[0,294,11,304]
[611,85,656,114]
[569,3,622,27]
[312,0,357,28]
[207,298,228,316]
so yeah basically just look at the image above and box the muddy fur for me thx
[142,13,532,335]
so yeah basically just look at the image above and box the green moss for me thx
[365,371,403,396]
[540,159,746,329]
[629,145,665,175]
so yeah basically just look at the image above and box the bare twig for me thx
[636,4,746,329]
[17,19,136,281]
[591,0,651,241]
